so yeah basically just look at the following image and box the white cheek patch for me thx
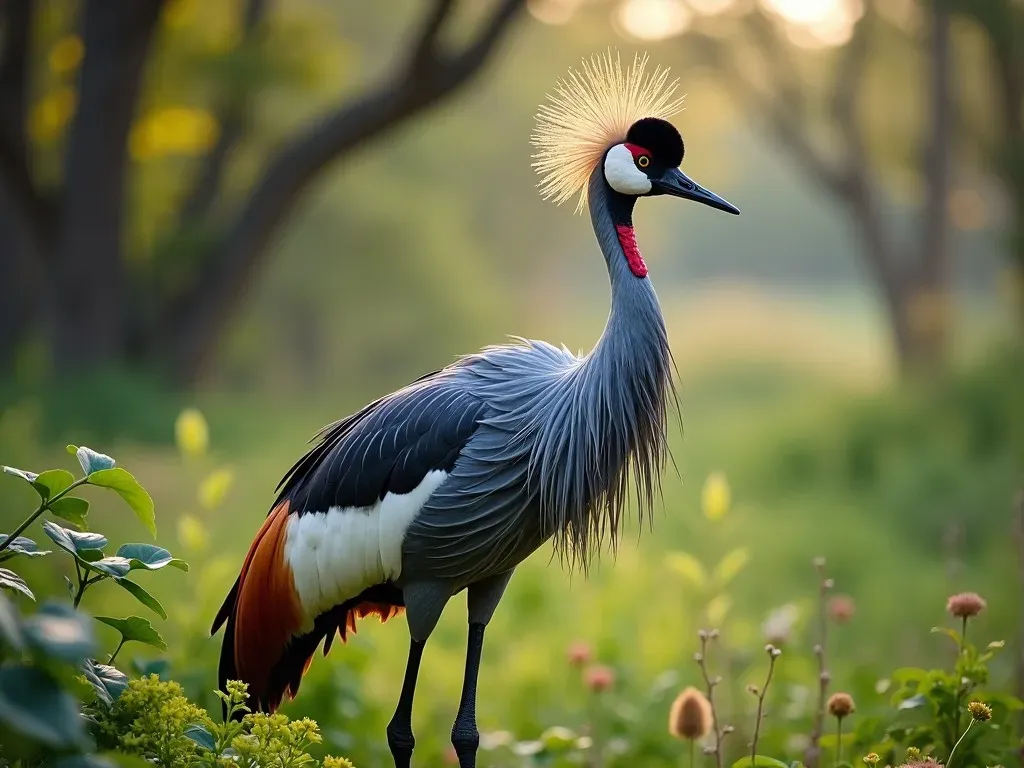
[603,143,653,196]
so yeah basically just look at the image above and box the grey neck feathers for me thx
[532,168,676,570]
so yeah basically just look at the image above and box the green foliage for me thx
[0,433,357,768]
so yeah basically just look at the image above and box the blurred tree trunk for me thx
[691,0,953,377]
[50,0,165,372]
[941,0,1024,328]
[0,0,49,375]
[0,0,525,385]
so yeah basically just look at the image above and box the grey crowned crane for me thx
[211,51,739,768]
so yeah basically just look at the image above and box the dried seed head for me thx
[968,700,993,722]
[709,629,721,639]
[813,556,826,570]
[668,686,713,741]
[694,652,704,663]
[823,578,835,589]
[698,629,708,640]
[828,595,856,624]
[722,725,735,734]
[827,692,855,719]
[947,592,987,619]
[820,670,831,683]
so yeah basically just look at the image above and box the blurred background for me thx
[1,0,1022,764]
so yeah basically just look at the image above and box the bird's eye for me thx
[637,155,650,168]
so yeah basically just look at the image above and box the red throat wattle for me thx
[615,224,648,278]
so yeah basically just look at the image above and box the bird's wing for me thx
[211,368,492,711]
[274,369,490,514]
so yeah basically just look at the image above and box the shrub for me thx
[0,443,356,768]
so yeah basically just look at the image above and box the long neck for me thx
[537,170,674,569]
[586,168,668,370]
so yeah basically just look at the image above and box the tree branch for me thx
[159,0,526,383]
[410,0,457,69]
[177,0,268,223]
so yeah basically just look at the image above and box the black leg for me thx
[451,621,486,768]
[387,637,425,768]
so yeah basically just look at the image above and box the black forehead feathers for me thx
[626,117,684,168]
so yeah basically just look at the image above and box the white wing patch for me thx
[603,143,652,196]
[283,470,449,628]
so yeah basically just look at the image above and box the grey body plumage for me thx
[213,53,739,768]
[400,168,674,593]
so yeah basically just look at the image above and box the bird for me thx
[211,50,739,768]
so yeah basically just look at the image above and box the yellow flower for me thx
[175,407,209,457]
[199,468,234,510]
[49,35,84,75]
[177,514,208,552]
[701,472,730,521]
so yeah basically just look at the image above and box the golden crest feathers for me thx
[530,50,685,214]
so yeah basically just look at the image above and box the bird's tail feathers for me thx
[211,500,304,713]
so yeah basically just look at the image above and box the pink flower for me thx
[567,641,592,667]
[584,664,615,692]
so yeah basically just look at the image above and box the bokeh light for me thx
[616,0,692,41]
[760,0,864,48]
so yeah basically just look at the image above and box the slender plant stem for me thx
[108,638,127,665]
[806,563,832,768]
[946,718,975,767]
[836,717,843,765]
[953,616,969,742]
[751,653,779,764]
[697,631,726,768]
[0,477,90,554]
[73,562,89,609]
[689,739,695,768]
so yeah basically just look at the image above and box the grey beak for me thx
[651,167,740,215]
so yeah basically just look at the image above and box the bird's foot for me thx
[452,721,480,768]
[386,720,415,768]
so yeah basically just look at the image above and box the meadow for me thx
[2,291,1021,767]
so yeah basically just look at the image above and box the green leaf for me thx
[75,446,115,475]
[931,626,962,646]
[712,546,750,587]
[114,578,166,619]
[665,551,706,587]
[85,556,132,579]
[42,520,106,556]
[95,615,167,651]
[730,757,790,768]
[78,549,105,563]
[0,592,24,651]
[0,664,87,749]
[0,568,33,601]
[66,444,79,455]
[22,603,96,664]
[87,468,156,538]
[31,469,76,501]
[81,658,128,706]
[49,496,90,529]
[115,543,188,572]
[3,465,38,484]
[897,693,929,710]
[0,534,51,561]
[890,667,929,685]
[184,723,216,751]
